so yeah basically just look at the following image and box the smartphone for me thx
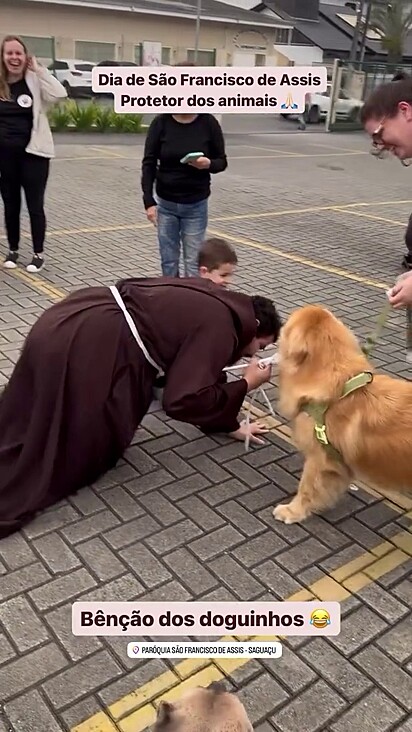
[180,151,204,164]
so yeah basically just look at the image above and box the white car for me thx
[282,84,363,124]
[305,84,364,123]
[48,59,96,97]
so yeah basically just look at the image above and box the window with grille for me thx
[74,41,116,63]
[273,28,290,44]
[162,47,171,65]
[187,49,216,65]
[20,36,54,61]
[134,44,142,64]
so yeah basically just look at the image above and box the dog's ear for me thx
[282,325,309,367]
[154,701,174,730]
[209,681,227,693]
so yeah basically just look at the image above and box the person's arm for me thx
[32,64,67,102]
[162,325,247,433]
[141,116,162,209]
[207,116,227,174]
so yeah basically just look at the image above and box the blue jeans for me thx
[156,197,208,277]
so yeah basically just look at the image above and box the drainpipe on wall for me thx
[194,0,201,62]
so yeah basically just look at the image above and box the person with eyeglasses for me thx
[361,77,412,271]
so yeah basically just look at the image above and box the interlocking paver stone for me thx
[46,602,103,662]
[354,647,412,711]
[253,559,305,599]
[327,606,388,656]
[375,615,412,663]
[0,131,411,731]
[271,680,347,732]
[300,638,373,702]
[42,650,123,709]
[209,554,265,600]
[75,537,126,581]
[0,596,50,652]
[262,647,317,694]
[330,689,405,732]
[163,547,217,594]
[32,532,81,573]
[4,689,64,732]
[0,534,36,569]
[29,567,97,611]
[0,643,68,702]
[120,541,172,587]
[356,583,409,623]
[232,531,288,567]
[0,633,16,665]
[100,485,145,521]
[236,674,289,725]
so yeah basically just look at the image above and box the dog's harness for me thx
[300,371,374,462]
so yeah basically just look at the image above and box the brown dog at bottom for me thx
[152,682,253,732]
[273,304,412,525]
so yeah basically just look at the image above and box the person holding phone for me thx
[0,35,67,272]
[141,103,228,278]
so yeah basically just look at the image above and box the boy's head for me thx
[198,238,238,287]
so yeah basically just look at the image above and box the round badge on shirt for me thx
[17,94,33,108]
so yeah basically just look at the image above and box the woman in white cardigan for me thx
[0,35,67,272]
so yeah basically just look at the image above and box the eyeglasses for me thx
[370,118,411,167]
[370,119,389,158]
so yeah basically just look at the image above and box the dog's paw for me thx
[272,502,306,525]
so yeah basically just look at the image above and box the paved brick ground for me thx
[0,128,411,732]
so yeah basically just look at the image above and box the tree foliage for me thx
[369,0,412,61]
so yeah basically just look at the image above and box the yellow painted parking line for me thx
[3,199,412,243]
[54,155,126,162]
[70,526,411,732]
[208,228,389,290]
[229,151,367,160]
[72,712,118,732]
[238,144,302,156]
[7,269,66,300]
[302,140,367,154]
[333,209,407,227]
[89,146,127,159]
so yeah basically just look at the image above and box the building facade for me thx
[1,0,294,68]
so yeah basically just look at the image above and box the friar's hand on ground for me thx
[229,419,269,445]
[387,270,412,308]
[243,358,272,392]
[146,205,157,226]
[188,156,211,169]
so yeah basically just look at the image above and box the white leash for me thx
[109,285,164,376]
[224,352,279,452]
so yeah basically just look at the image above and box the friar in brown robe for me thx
[0,277,281,538]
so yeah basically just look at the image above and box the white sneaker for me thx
[3,250,19,269]
[27,255,44,273]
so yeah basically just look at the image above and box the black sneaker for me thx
[3,250,18,269]
[27,255,44,273]
[401,254,412,270]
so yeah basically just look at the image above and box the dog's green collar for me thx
[300,372,373,461]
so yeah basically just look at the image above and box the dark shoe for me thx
[27,254,44,273]
[3,250,19,269]
[401,253,412,270]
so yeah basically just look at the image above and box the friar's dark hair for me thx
[251,295,282,341]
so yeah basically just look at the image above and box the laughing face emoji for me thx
[310,609,331,629]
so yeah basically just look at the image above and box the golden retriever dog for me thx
[152,682,253,732]
[273,304,412,525]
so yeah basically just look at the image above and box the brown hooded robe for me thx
[0,277,257,537]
